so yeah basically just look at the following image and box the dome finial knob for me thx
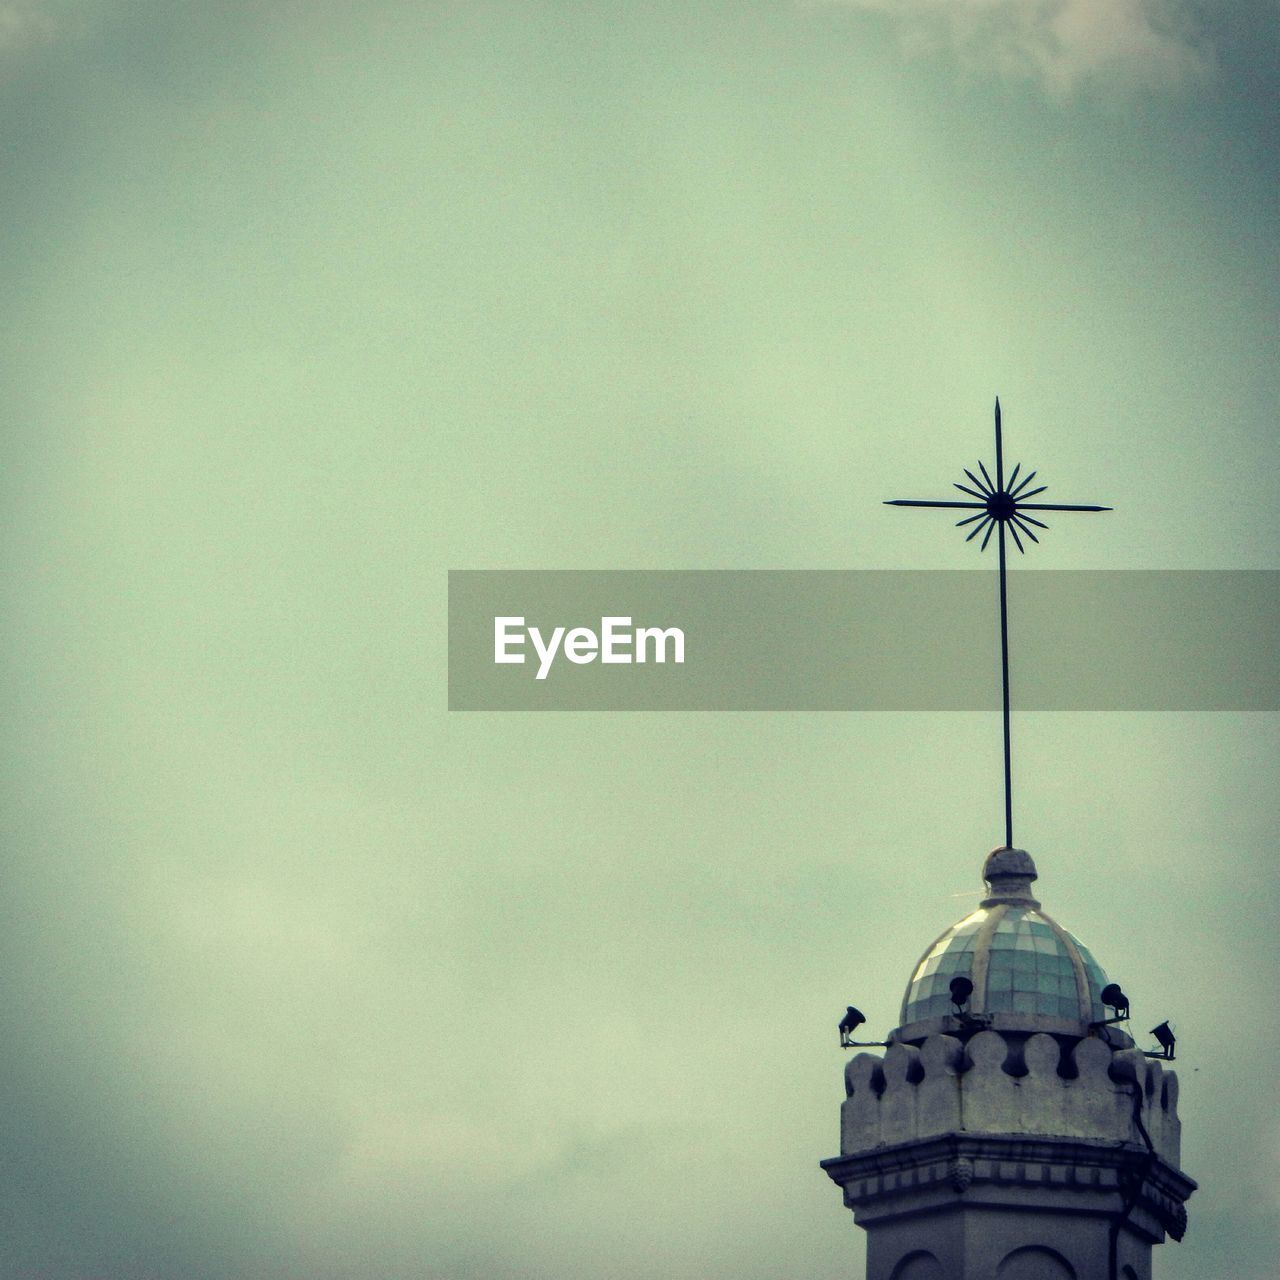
[981,846,1040,906]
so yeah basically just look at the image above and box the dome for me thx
[895,848,1111,1040]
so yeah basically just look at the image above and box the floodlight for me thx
[839,1006,865,1032]
[836,1004,889,1049]
[1148,1021,1176,1060]
[1100,983,1129,1019]
[838,1006,865,1046]
[949,976,974,1010]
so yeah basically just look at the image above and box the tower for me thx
[820,847,1196,1279]
[834,402,1198,1276]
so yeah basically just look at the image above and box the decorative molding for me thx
[821,1130,1197,1246]
[948,1156,974,1193]
[840,1031,1182,1165]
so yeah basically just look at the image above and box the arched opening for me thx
[996,1244,1077,1279]
[890,1250,945,1280]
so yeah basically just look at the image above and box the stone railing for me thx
[841,1030,1181,1164]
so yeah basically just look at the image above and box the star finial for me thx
[884,399,1112,848]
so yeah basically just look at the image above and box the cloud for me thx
[0,3,58,52]
[822,0,1214,96]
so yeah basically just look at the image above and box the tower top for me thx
[981,845,1039,906]
[893,847,1120,1045]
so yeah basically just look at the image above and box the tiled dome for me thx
[896,848,1110,1039]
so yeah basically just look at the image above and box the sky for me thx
[1,2,1278,1277]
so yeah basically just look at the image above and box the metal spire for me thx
[885,398,1111,848]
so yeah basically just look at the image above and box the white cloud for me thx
[822,0,1214,96]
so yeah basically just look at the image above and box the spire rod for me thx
[884,399,1111,848]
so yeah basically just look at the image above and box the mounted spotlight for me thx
[946,973,992,1033]
[1100,983,1130,1019]
[838,1006,865,1046]
[1145,1020,1177,1061]
[1088,982,1131,1031]
[837,1005,888,1049]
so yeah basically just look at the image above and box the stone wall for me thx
[841,1030,1181,1164]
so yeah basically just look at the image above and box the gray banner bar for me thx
[447,571,1278,711]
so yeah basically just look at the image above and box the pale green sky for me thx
[1,3,1278,1278]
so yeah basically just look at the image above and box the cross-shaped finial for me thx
[885,399,1111,848]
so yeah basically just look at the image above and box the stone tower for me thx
[821,847,1195,1280]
